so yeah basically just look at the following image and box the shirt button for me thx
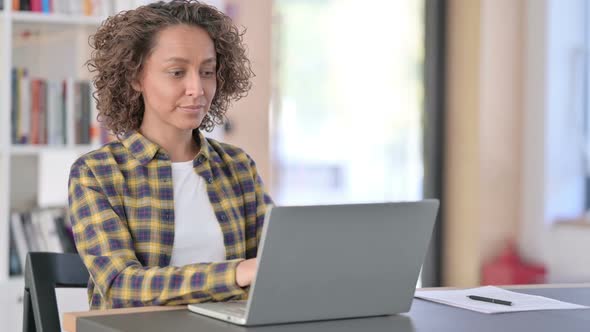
[207,177,214,184]
[220,214,227,221]
[198,156,205,163]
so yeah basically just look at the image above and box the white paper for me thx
[55,288,89,332]
[414,286,589,314]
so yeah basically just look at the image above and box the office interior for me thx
[1,0,590,330]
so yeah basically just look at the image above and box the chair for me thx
[23,252,89,332]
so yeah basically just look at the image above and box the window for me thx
[271,0,425,206]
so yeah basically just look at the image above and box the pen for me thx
[467,295,512,306]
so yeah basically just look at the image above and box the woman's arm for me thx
[234,153,274,286]
[68,161,247,308]
[242,154,274,259]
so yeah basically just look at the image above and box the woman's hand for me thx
[235,258,257,287]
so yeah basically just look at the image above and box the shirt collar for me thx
[122,130,211,166]
[193,130,211,162]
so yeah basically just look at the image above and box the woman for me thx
[68,0,273,309]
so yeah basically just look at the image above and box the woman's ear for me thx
[131,70,143,92]
[131,79,142,92]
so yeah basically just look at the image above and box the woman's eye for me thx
[169,70,185,78]
[201,70,215,78]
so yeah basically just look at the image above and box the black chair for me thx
[23,252,89,332]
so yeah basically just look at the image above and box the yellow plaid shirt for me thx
[68,130,272,309]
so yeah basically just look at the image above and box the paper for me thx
[414,286,589,314]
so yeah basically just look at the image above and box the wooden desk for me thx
[63,306,185,332]
[64,284,590,332]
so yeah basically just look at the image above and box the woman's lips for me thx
[178,105,206,113]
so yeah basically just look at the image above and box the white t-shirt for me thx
[169,160,226,266]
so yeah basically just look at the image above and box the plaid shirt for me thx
[68,130,273,309]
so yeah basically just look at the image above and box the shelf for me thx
[0,275,24,285]
[1,5,108,285]
[10,11,105,26]
[10,145,97,155]
[8,275,24,283]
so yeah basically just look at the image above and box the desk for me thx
[65,284,590,332]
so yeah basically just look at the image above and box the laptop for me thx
[188,200,439,326]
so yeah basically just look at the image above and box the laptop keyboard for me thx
[208,300,247,318]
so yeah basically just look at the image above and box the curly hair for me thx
[87,0,253,136]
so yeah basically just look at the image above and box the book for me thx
[39,208,66,252]
[30,0,41,12]
[39,80,48,144]
[9,208,77,275]
[30,79,41,144]
[11,68,18,144]
[10,212,28,270]
[18,68,31,144]
[9,228,22,276]
[19,0,30,11]
[11,69,104,146]
[41,0,50,12]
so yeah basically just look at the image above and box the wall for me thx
[204,0,590,285]
[520,0,590,283]
[444,0,482,287]
[202,0,590,285]
[444,0,524,286]
[222,0,274,192]
[446,0,590,286]
[478,0,524,270]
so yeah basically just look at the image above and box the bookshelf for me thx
[0,1,131,291]
[0,9,102,282]
[10,144,96,155]
[0,1,170,287]
[1,0,229,279]
[0,1,228,328]
[0,1,163,330]
[11,11,105,25]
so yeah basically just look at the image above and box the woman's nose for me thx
[186,72,204,96]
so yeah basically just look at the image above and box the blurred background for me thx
[1,0,590,329]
